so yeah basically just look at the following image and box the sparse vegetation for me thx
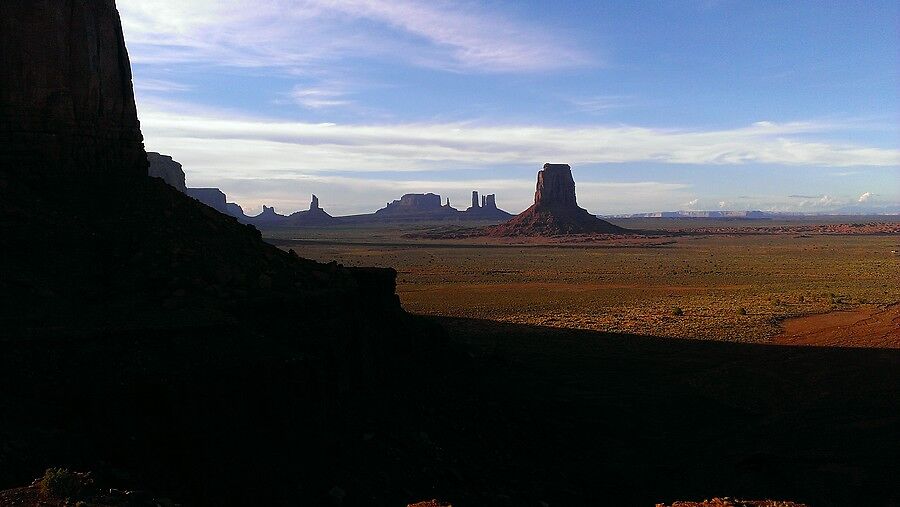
[39,468,93,500]
[268,223,900,343]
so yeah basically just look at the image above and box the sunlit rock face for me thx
[487,163,627,236]
[534,163,578,209]
[0,0,146,181]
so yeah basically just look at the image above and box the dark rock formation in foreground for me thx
[487,163,626,236]
[0,0,146,181]
[0,1,451,504]
[146,152,187,192]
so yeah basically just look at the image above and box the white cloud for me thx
[566,95,634,114]
[117,0,589,73]
[134,78,193,93]
[858,191,873,202]
[289,86,352,109]
[137,104,900,174]
[685,198,700,208]
[718,200,727,208]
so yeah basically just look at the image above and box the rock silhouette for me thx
[464,190,513,220]
[488,163,626,236]
[535,163,577,207]
[185,187,229,213]
[0,2,451,504]
[147,152,187,192]
[287,194,336,226]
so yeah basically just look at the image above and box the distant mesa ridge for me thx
[147,152,186,192]
[145,153,513,225]
[488,163,627,236]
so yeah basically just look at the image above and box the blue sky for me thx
[118,0,899,215]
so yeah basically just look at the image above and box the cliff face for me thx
[0,6,455,504]
[147,152,187,192]
[487,163,626,236]
[534,164,577,209]
[0,0,146,181]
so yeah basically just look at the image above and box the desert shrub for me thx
[39,468,93,500]
[671,307,683,316]
[738,307,747,315]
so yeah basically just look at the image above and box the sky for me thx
[118,0,900,216]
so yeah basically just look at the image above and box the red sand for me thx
[774,304,900,348]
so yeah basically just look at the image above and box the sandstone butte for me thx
[487,163,628,236]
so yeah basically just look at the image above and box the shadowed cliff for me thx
[0,1,454,504]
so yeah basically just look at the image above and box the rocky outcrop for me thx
[369,193,460,221]
[225,202,245,218]
[185,187,228,213]
[1,6,453,506]
[0,0,146,182]
[287,194,335,226]
[487,163,626,236]
[464,190,513,220]
[247,204,288,225]
[534,163,577,208]
[147,152,186,192]
[378,193,444,214]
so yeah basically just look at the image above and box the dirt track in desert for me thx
[774,304,900,348]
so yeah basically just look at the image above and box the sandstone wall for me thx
[0,0,146,181]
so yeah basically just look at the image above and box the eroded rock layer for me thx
[0,0,146,181]
[488,163,627,236]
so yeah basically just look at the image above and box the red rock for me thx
[487,163,627,236]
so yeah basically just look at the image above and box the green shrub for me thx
[671,307,684,316]
[39,468,93,500]
[738,307,747,315]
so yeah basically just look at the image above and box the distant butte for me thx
[487,163,627,236]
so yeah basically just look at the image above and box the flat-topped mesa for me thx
[147,152,187,192]
[0,0,146,182]
[486,163,628,236]
[535,163,577,209]
[471,191,480,209]
[186,187,228,214]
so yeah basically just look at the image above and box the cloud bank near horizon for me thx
[137,102,899,215]
[119,0,899,216]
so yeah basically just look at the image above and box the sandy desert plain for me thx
[266,217,900,347]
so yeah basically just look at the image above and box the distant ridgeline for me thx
[147,152,513,226]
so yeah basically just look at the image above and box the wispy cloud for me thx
[138,103,900,175]
[118,0,590,73]
[134,78,193,93]
[858,191,873,202]
[566,95,635,114]
[289,85,352,109]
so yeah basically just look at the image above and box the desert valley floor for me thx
[268,217,900,347]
